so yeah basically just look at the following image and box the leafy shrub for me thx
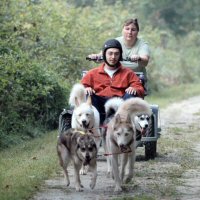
[0,52,69,149]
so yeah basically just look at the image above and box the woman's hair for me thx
[123,18,139,31]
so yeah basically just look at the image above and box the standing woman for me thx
[116,18,150,79]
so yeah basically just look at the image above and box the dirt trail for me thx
[31,96,200,200]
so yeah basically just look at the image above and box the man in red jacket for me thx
[81,39,144,124]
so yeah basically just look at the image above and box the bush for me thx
[0,52,69,149]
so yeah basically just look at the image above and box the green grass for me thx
[146,82,200,107]
[0,131,60,200]
[1,82,200,200]
[112,196,154,200]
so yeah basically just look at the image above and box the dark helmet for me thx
[102,39,123,64]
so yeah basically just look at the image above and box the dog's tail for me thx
[105,97,124,118]
[116,97,152,119]
[69,83,86,107]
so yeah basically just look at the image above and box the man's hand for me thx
[125,87,136,95]
[85,87,95,95]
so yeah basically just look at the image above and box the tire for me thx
[145,115,157,160]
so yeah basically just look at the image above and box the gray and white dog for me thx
[57,128,98,191]
[105,97,152,192]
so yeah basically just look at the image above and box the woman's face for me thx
[122,23,138,41]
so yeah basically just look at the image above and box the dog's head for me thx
[74,96,95,130]
[112,114,135,153]
[75,132,97,166]
[134,114,150,135]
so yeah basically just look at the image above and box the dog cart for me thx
[58,57,161,160]
[85,57,161,160]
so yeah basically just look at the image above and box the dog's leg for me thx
[120,154,128,182]
[89,164,97,189]
[57,144,70,186]
[74,163,83,191]
[111,154,122,192]
[106,155,112,178]
[80,165,87,175]
[124,151,135,184]
[93,129,101,150]
[102,135,112,177]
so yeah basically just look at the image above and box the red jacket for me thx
[81,63,144,98]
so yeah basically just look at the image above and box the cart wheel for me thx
[145,115,157,160]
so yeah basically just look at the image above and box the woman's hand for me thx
[130,54,141,62]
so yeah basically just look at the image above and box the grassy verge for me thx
[146,83,200,107]
[1,83,200,200]
[0,131,60,200]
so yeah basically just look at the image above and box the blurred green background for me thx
[1,0,200,149]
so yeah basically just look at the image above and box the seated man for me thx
[81,39,144,124]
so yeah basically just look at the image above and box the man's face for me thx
[122,23,138,41]
[105,48,120,66]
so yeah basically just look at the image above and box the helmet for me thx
[102,39,123,65]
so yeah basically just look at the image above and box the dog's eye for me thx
[88,147,93,152]
[117,132,120,136]
[125,133,129,136]
[81,148,86,152]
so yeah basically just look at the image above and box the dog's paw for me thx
[79,168,87,175]
[123,174,133,183]
[75,187,83,192]
[90,181,96,189]
[75,185,84,192]
[66,182,70,187]
[114,185,122,193]
[106,171,111,178]
[124,176,132,184]
[64,179,70,186]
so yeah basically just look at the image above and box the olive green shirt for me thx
[116,36,150,79]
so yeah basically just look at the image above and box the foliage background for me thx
[0,0,200,149]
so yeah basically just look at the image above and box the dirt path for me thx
[31,96,200,200]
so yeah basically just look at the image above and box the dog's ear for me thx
[115,114,121,123]
[71,131,80,142]
[86,95,92,106]
[59,129,74,148]
[126,114,132,123]
[75,97,80,107]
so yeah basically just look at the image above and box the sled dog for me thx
[106,97,152,192]
[101,97,124,177]
[57,128,97,191]
[69,83,101,174]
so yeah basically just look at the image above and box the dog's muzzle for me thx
[119,144,131,153]
[82,120,89,129]
[141,125,148,135]
[83,153,91,166]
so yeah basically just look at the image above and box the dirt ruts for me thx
[31,96,200,200]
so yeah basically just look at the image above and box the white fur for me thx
[69,83,86,107]
[69,83,101,149]
[104,97,124,115]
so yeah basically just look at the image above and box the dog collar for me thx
[75,130,86,135]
